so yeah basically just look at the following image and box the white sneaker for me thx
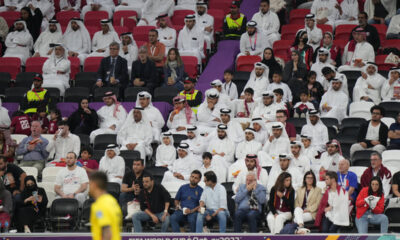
[203,226,210,233]
[24,226,31,233]
[296,227,310,234]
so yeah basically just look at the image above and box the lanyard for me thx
[224,82,232,95]
[339,173,347,189]
[150,45,157,56]
[33,91,43,101]
[249,32,257,51]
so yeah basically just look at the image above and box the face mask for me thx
[26,185,37,191]
[302,37,308,43]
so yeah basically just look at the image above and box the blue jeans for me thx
[170,209,198,232]
[321,216,339,233]
[132,211,170,232]
[233,209,260,233]
[355,210,389,233]
[119,192,135,206]
[195,209,227,233]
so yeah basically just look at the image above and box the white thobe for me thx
[292,154,311,175]
[117,120,153,159]
[186,136,207,167]
[0,106,10,127]
[89,31,120,57]
[81,0,115,19]
[262,136,291,159]
[311,61,335,85]
[222,81,238,100]
[310,0,339,27]
[28,0,55,29]
[4,30,33,65]
[207,137,235,168]
[251,10,281,47]
[199,164,226,186]
[155,144,176,168]
[59,0,81,11]
[353,74,384,104]
[253,103,279,123]
[267,166,303,191]
[46,133,81,162]
[301,123,329,153]
[99,156,125,185]
[242,76,269,99]
[267,82,293,103]
[254,129,268,145]
[303,146,318,163]
[196,13,214,49]
[63,30,91,65]
[138,0,174,26]
[178,26,205,64]
[339,42,375,72]
[320,90,348,122]
[306,26,323,51]
[133,106,164,141]
[322,72,349,96]
[166,109,196,134]
[157,27,177,54]
[197,102,227,134]
[89,104,127,142]
[238,31,268,58]
[115,0,145,18]
[387,15,400,37]
[320,152,342,172]
[381,79,400,101]
[234,100,256,118]
[0,0,28,11]
[334,0,359,27]
[175,0,196,10]
[232,168,269,194]
[227,120,245,145]
[42,57,71,96]
[235,140,262,161]
[162,155,194,195]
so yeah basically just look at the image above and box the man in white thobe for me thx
[262,122,290,159]
[387,14,400,39]
[238,21,268,58]
[161,142,195,195]
[210,79,232,109]
[321,66,349,95]
[353,62,384,104]
[207,124,235,169]
[27,0,55,30]
[251,117,269,144]
[99,144,125,185]
[63,18,91,65]
[320,78,348,122]
[301,134,318,162]
[134,91,164,142]
[0,0,27,11]
[156,14,176,54]
[4,20,33,66]
[59,0,81,11]
[33,20,62,57]
[267,73,293,104]
[178,14,205,65]
[304,13,323,51]
[334,0,359,27]
[316,140,343,180]
[220,108,245,145]
[115,0,145,18]
[241,62,270,99]
[252,91,279,123]
[137,0,174,26]
[81,0,115,19]
[311,48,335,85]
[175,0,196,10]
[301,110,329,153]
[232,154,268,194]
[89,92,127,143]
[235,128,262,161]
[46,121,80,163]
[251,0,280,47]
[381,68,400,101]
[89,19,120,57]
[310,0,339,28]
[267,154,302,191]
[196,2,214,50]
[117,107,153,160]
[118,32,138,73]
[186,126,207,168]
[290,141,311,175]
[197,88,227,134]
[339,28,375,72]
[42,43,71,96]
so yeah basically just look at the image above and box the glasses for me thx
[276,116,284,119]
[371,112,381,115]
[109,48,119,51]
[306,176,314,179]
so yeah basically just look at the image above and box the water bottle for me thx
[4,221,8,233]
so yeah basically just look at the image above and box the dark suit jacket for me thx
[130,59,157,90]
[97,56,128,86]
[357,120,388,147]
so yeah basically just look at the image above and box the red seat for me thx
[25,57,48,74]
[135,41,146,48]
[84,57,104,72]
[209,0,232,14]
[68,57,80,80]
[171,10,195,26]
[281,24,303,40]
[181,56,198,78]
[371,24,388,42]
[132,26,155,42]
[0,57,21,79]
[113,26,129,36]
[0,11,21,28]
[207,9,224,33]
[333,39,348,56]
[173,25,184,34]
[273,40,292,62]
[113,10,138,31]
[381,39,400,50]
[375,55,396,71]
[289,9,310,24]
[236,55,262,72]
[84,11,109,29]
[335,24,357,40]
[86,25,99,39]
[56,10,80,27]
[317,24,333,35]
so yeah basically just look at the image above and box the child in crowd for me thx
[305,71,324,109]
[236,87,255,118]
[10,111,31,135]
[293,91,315,118]
[31,106,49,133]
[268,72,293,107]
[48,109,62,134]
[155,132,176,168]
[273,88,288,114]
[222,69,238,100]
[78,146,99,176]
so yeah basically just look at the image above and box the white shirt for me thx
[222,81,238,100]
[343,41,375,66]
[92,31,120,52]
[97,104,127,131]
[167,109,196,130]
[292,154,311,175]
[262,135,291,159]
[99,155,125,180]
[55,166,88,195]
[253,103,279,122]
[169,155,193,181]
[235,139,262,160]
[251,10,280,37]
[155,143,176,167]
[365,122,380,141]
[267,82,293,102]
[320,152,342,172]
[157,27,177,50]
[239,31,268,56]
[63,27,91,55]
[117,119,152,147]
[301,122,329,153]
[207,136,235,166]
[46,133,81,162]
[320,89,348,122]
[242,75,269,99]
[381,78,400,101]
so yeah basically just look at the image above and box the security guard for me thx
[223,1,247,40]
[20,73,50,115]
[179,77,203,114]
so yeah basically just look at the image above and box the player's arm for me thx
[102,226,112,240]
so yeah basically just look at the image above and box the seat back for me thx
[0,11,21,28]
[351,150,375,166]
[42,167,63,182]
[83,57,104,72]
[236,55,261,72]
[132,26,156,42]
[379,102,400,118]
[15,72,36,88]
[171,10,195,26]
[11,134,28,145]
[124,87,149,102]
[334,24,357,40]
[68,57,80,80]
[93,87,119,102]
[153,86,179,104]
[281,24,303,39]
[77,134,90,148]
[20,166,38,180]
[0,72,11,94]
[0,57,21,79]
[50,198,79,219]
[75,72,97,88]
[37,182,56,208]
[56,11,80,27]
[207,9,224,32]
[64,87,90,102]
[81,198,95,223]
[93,134,117,150]
[181,56,198,78]
[232,71,250,95]
[144,166,168,185]
[84,11,109,29]
[349,101,375,120]
[289,9,310,24]
[106,182,121,200]
[25,57,48,74]
[4,87,28,102]
[172,134,188,148]
[113,10,138,29]
[349,166,367,183]
[119,150,141,168]
[273,40,292,62]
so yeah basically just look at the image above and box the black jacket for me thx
[349,24,380,52]
[130,59,157,90]
[268,186,295,215]
[357,120,388,148]
[68,106,98,135]
[97,56,128,86]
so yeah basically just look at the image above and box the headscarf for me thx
[250,62,270,81]
[156,14,173,28]
[362,62,378,76]
[100,19,116,33]
[293,29,307,47]
[246,154,262,180]
[160,131,174,146]
[0,126,16,147]
[64,18,91,51]
[43,19,62,35]
[262,47,280,70]
[251,117,267,132]
[103,92,121,118]
[49,43,70,69]
[323,32,334,49]
[327,139,343,156]
[104,143,120,158]
[119,107,151,134]
[135,91,153,108]
[290,140,305,157]
[173,95,193,124]
[316,47,332,64]
[388,67,400,79]
[120,32,137,49]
